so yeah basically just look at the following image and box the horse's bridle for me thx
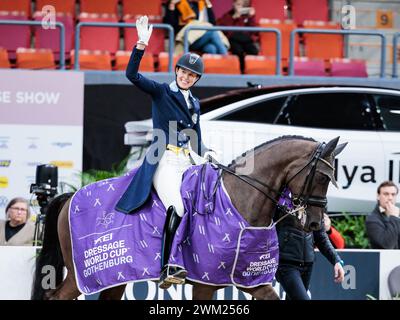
[209,142,335,225]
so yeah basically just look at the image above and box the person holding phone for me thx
[217,0,259,73]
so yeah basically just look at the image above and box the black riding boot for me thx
[159,205,187,289]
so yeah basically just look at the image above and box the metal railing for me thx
[74,22,174,71]
[0,20,66,69]
[392,32,400,78]
[289,29,387,77]
[183,25,282,75]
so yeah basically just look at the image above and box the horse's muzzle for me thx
[308,221,321,231]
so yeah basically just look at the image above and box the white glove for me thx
[136,16,153,46]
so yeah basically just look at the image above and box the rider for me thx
[115,16,216,289]
[274,209,345,299]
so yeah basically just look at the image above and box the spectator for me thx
[164,0,229,55]
[274,209,344,300]
[0,197,35,246]
[324,213,345,249]
[217,0,259,73]
[366,181,400,249]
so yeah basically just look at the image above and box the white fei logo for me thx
[341,5,356,30]
[41,5,56,30]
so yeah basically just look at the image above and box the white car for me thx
[125,86,400,213]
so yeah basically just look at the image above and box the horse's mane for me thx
[228,135,316,168]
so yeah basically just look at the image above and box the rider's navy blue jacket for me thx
[116,47,208,214]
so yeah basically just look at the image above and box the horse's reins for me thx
[206,142,333,224]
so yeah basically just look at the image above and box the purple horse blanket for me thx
[69,164,279,294]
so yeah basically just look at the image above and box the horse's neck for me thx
[223,145,294,227]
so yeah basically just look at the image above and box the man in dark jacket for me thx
[275,210,345,300]
[366,181,400,249]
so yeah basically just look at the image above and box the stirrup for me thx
[159,266,187,289]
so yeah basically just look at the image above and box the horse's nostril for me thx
[309,222,320,231]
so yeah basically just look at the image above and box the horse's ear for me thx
[320,136,340,159]
[333,142,348,157]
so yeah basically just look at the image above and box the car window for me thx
[372,94,400,131]
[277,93,375,130]
[216,96,287,123]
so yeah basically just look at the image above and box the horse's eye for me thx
[317,174,329,184]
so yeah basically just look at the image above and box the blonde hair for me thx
[5,197,31,220]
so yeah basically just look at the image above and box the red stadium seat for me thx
[0,0,31,17]
[79,13,120,55]
[293,57,326,76]
[252,0,286,22]
[80,0,119,15]
[115,50,155,72]
[291,0,329,25]
[212,0,232,20]
[330,58,368,77]
[0,47,11,68]
[16,48,56,69]
[71,49,112,70]
[121,0,162,19]
[0,11,30,59]
[33,12,74,60]
[36,0,75,17]
[244,55,276,75]
[259,19,299,61]
[158,52,180,72]
[123,15,165,54]
[203,54,241,74]
[303,20,343,60]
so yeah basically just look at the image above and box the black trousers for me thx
[229,32,259,73]
[275,262,314,300]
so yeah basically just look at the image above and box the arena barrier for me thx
[1,247,399,300]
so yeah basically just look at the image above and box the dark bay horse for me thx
[31,135,345,300]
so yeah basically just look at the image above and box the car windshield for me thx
[373,94,400,131]
[276,92,376,130]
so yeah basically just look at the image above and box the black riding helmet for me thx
[175,53,204,87]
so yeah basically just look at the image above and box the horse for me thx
[31,135,346,300]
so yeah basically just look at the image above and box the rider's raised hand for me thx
[136,15,153,47]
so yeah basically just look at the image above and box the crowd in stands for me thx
[0,0,369,76]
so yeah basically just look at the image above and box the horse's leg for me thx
[99,285,127,300]
[46,199,80,300]
[241,284,279,300]
[192,283,218,300]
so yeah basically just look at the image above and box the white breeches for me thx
[153,150,192,217]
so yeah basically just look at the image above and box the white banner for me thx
[0,246,38,300]
[0,70,84,219]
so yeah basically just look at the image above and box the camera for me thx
[30,164,58,245]
[30,164,58,197]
